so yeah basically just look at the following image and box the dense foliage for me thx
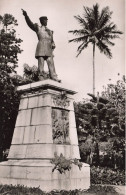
[91,166,125,185]
[74,76,125,170]
[0,68,20,161]
[0,14,22,72]
[0,14,23,161]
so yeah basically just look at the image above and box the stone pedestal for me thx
[0,80,90,191]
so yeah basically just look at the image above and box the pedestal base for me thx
[0,160,90,192]
[0,80,90,191]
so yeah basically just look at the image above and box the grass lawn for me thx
[0,184,124,195]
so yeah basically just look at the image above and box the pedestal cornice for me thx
[17,80,77,95]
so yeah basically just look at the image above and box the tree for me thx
[74,75,125,168]
[0,13,23,73]
[69,4,122,95]
[101,75,125,137]
[0,69,20,161]
[0,14,23,161]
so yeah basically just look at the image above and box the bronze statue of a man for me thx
[22,9,60,82]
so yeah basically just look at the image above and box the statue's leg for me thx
[46,56,57,78]
[46,56,61,82]
[38,57,44,80]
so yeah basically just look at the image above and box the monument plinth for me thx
[0,80,90,191]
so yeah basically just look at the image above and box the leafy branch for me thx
[50,152,82,174]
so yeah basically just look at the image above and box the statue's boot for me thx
[51,75,61,83]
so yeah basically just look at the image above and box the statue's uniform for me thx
[35,26,54,58]
[23,15,55,58]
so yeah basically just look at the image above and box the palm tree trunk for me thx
[93,43,95,95]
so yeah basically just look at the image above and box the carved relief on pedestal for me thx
[53,92,70,109]
[52,108,70,144]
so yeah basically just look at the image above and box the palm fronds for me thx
[68,3,123,57]
[68,3,123,95]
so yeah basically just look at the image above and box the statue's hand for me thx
[52,46,56,50]
[52,43,56,50]
[21,9,27,16]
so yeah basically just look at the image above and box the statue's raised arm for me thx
[21,9,38,32]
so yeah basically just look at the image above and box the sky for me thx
[0,0,125,101]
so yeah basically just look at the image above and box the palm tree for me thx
[69,4,123,95]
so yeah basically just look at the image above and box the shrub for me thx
[91,166,125,185]
[0,184,119,195]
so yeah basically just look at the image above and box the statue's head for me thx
[39,16,48,26]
